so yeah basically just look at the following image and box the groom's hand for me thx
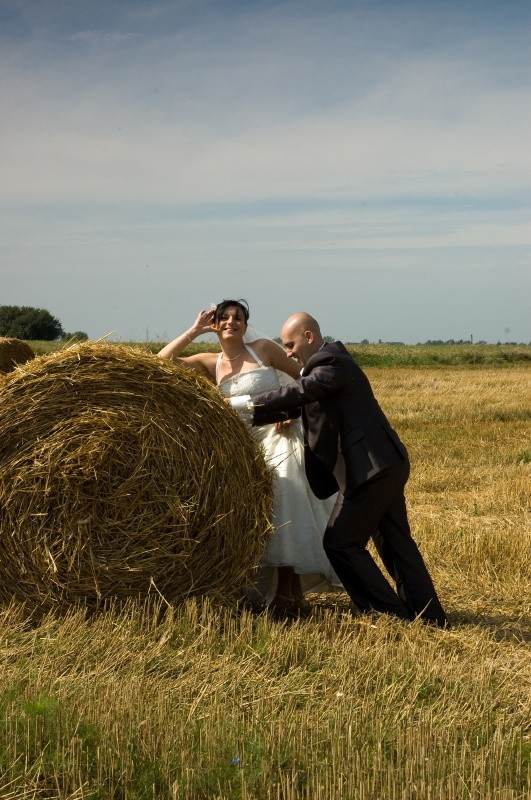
[275,419,293,433]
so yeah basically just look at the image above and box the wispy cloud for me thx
[1,0,529,341]
[68,31,135,44]
[2,1,528,204]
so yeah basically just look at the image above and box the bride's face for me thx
[217,306,248,341]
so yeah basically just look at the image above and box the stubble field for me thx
[0,359,529,799]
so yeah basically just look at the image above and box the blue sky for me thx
[1,0,529,343]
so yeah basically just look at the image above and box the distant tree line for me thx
[0,306,88,341]
[275,334,528,347]
[353,339,527,346]
[422,339,484,346]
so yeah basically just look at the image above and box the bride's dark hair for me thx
[214,299,250,325]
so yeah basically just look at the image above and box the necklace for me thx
[222,347,245,362]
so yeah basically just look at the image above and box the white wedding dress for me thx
[216,344,341,602]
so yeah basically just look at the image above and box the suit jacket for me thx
[252,341,408,498]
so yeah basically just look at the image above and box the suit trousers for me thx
[323,460,449,626]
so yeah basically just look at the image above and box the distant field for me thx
[26,339,531,367]
[1,362,529,798]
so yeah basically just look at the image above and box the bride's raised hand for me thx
[191,308,217,336]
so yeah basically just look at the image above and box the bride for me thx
[158,299,340,616]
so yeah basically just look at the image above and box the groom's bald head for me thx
[280,312,324,366]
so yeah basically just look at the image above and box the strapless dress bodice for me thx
[217,366,281,397]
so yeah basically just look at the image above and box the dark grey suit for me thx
[252,341,449,626]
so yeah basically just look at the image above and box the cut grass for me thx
[0,364,529,799]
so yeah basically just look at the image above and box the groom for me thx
[230,312,449,627]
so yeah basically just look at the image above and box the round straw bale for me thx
[0,342,273,612]
[0,337,35,373]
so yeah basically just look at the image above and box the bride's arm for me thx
[157,309,217,378]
